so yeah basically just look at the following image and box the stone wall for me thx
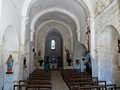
[94,0,119,35]
[35,21,77,68]
[95,0,114,16]
[0,0,23,89]
[0,45,3,89]
[93,0,120,85]
[0,0,119,89]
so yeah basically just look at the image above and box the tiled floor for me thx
[51,70,69,90]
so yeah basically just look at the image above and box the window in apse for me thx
[51,40,55,49]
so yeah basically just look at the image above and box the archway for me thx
[21,0,92,70]
[44,29,63,69]
[35,21,73,69]
[2,25,19,90]
[97,25,120,84]
[73,43,87,61]
[73,43,92,73]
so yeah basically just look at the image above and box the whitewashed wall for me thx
[0,0,23,89]
[93,0,120,86]
[0,0,119,89]
[35,21,76,68]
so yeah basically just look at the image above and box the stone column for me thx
[21,16,30,78]
[0,45,3,89]
[97,50,117,84]
[89,18,98,77]
[21,16,29,47]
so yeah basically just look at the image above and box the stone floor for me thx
[51,70,69,90]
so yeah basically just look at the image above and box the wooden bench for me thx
[19,80,51,85]
[14,84,51,90]
[70,84,117,90]
[13,69,52,90]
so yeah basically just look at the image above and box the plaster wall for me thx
[35,21,77,68]
[93,0,120,85]
[0,0,22,89]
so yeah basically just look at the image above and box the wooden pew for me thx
[13,69,52,90]
[19,80,51,85]
[61,69,118,90]
[68,80,106,90]
[70,84,117,90]
[14,84,51,90]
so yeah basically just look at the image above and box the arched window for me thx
[51,40,55,49]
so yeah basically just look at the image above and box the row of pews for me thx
[13,68,52,90]
[61,69,119,90]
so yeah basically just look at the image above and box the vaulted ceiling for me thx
[28,0,89,32]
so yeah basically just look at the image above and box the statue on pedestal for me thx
[65,49,71,66]
[6,54,14,74]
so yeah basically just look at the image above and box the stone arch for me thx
[73,43,87,62]
[45,28,63,42]
[75,0,92,17]
[2,25,19,89]
[97,25,120,84]
[22,0,92,17]
[44,29,63,68]
[35,21,73,54]
[21,0,92,47]
[35,20,73,51]
[31,8,80,41]
[98,25,120,51]
[35,21,72,67]
[21,0,94,70]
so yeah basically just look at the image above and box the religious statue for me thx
[118,39,120,53]
[6,54,14,74]
[33,48,37,59]
[23,57,27,68]
[65,49,71,66]
[38,50,41,59]
[38,50,43,66]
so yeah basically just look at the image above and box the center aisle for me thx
[51,70,69,90]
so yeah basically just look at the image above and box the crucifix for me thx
[86,26,90,51]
